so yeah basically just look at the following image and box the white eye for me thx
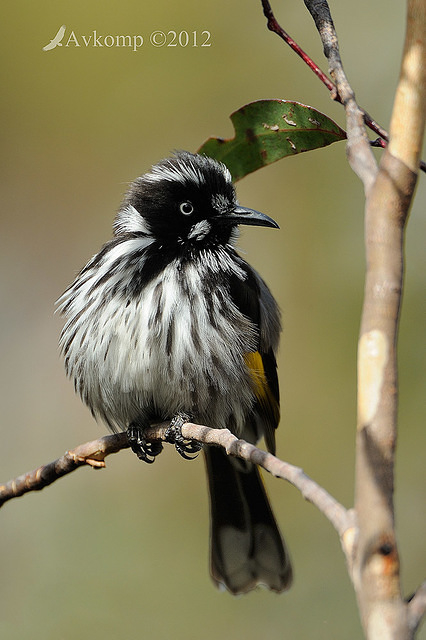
[179,201,194,216]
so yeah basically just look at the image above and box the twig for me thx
[260,0,426,173]
[261,0,334,91]
[0,432,129,507]
[303,0,377,191]
[180,423,353,544]
[0,423,353,549]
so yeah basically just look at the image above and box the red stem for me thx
[261,0,426,172]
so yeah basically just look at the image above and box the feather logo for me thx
[42,25,66,51]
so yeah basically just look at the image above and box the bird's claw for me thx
[165,412,202,460]
[127,424,163,463]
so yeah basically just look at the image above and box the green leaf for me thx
[198,99,346,181]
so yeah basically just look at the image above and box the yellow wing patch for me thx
[244,351,280,427]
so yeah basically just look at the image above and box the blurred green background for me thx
[1,1,425,639]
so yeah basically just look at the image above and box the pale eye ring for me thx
[179,201,194,216]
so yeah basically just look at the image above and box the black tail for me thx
[204,446,293,594]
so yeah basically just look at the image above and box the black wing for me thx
[228,257,281,453]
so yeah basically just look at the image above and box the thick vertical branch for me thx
[300,0,425,637]
[354,1,425,638]
[388,0,426,173]
[354,155,417,639]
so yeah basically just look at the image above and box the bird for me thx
[57,150,293,594]
[42,25,66,51]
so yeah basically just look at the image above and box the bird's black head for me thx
[116,151,278,248]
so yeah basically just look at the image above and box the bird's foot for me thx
[127,424,163,463]
[165,412,202,460]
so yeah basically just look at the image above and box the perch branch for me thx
[0,432,130,507]
[180,423,354,546]
[0,423,353,554]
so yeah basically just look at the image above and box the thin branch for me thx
[180,423,353,544]
[302,0,378,191]
[261,0,334,91]
[0,423,353,550]
[0,432,130,507]
[260,0,426,173]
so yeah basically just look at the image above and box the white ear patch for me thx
[113,205,151,236]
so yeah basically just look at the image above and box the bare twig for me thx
[261,0,334,91]
[0,423,353,550]
[303,0,378,191]
[0,432,130,507]
[180,423,354,545]
[260,0,426,173]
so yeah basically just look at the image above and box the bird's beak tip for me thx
[230,206,279,229]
